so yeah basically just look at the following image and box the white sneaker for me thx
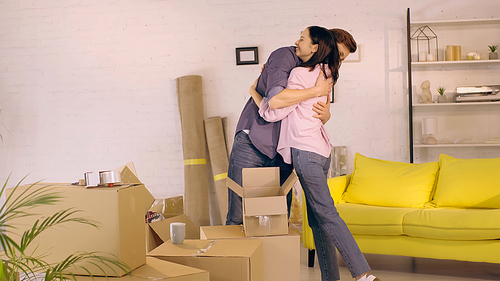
[359,274,380,281]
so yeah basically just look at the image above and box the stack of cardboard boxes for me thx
[7,164,210,281]
[148,167,301,281]
[8,166,300,281]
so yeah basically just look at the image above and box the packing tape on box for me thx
[258,215,272,229]
[213,172,227,182]
[84,170,122,188]
[129,274,170,281]
[191,240,218,256]
[184,159,207,165]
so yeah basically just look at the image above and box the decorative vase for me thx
[490,52,498,60]
[438,95,447,103]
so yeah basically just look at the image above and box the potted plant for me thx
[488,44,498,60]
[0,176,130,281]
[437,86,446,103]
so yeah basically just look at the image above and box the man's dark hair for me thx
[330,28,357,53]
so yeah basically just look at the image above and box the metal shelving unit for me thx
[406,8,500,163]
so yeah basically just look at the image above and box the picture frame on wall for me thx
[236,47,259,65]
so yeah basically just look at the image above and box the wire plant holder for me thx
[411,25,438,61]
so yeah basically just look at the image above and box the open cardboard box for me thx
[7,162,154,277]
[148,196,184,215]
[226,167,297,236]
[146,214,200,253]
[147,239,263,281]
[200,225,300,281]
[75,257,209,281]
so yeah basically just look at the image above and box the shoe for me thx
[359,274,380,281]
[366,274,380,281]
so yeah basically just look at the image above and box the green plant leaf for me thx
[43,252,130,281]
[19,208,100,251]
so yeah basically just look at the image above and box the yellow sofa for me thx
[303,153,500,267]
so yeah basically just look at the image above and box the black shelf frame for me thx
[406,8,414,163]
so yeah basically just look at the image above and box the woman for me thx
[250,26,379,281]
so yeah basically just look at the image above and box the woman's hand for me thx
[314,71,333,97]
[312,95,331,124]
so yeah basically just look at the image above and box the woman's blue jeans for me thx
[292,147,370,281]
[226,131,294,225]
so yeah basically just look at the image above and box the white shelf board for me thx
[414,143,500,148]
[412,60,500,66]
[411,18,500,26]
[413,101,500,107]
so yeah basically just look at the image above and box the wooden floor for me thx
[299,244,500,281]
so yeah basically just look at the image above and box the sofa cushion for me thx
[432,154,500,208]
[336,203,419,236]
[403,208,500,240]
[341,153,439,207]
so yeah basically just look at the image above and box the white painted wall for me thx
[1,0,499,199]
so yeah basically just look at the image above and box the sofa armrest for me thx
[328,174,351,204]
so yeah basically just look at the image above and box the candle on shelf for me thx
[446,45,454,61]
[453,45,461,61]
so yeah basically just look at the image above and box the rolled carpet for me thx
[176,75,210,227]
[204,116,229,225]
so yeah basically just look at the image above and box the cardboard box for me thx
[75,257,209,281]
[200,225,300,281]
[226,167,297,236]
[149,196,184,215]
[146,214,200,253]
[147,239,264,281]
[7,164,154,277]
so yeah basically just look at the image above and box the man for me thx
[226,28,357,225]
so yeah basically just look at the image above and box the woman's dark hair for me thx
[299,26,340,84]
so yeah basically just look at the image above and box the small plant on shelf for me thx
[437,86,445,96]
[488,44,498,60]
[437,86,446,103]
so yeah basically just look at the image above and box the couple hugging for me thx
[226,26,379,281]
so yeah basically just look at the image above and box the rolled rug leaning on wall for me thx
[204,116,229,225]
[176,75,210,228]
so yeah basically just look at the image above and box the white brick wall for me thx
[0,0,499,198]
